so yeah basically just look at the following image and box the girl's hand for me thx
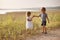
[27,19,32,21]
[33,15,36,17]
[31,16,35,18]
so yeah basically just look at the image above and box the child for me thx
[34,7,49,34]
[26,11,34,33]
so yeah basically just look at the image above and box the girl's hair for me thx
[41,7,46,11]
[27,11,31,16]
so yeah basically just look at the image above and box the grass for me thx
[0,10,60,40]
[32,10,60,30]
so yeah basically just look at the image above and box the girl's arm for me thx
[30,16,34,20]
[27,19,32,21]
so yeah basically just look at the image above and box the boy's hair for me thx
[41,7,46,11]
[27,11,31,16]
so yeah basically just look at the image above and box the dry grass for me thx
[0,10,60,40]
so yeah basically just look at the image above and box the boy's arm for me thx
[31,14,40,19]
[31,15,39,20]
[47,16,49,23]
[33,15,40,17]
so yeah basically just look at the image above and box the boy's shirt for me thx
[39,13,47,21]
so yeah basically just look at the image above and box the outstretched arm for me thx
[33,15,40,17]
[31,15,40,20]
[31,15,39,19]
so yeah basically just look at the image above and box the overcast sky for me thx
[0,0,60,14]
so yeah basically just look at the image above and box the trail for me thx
[26,28,60,40]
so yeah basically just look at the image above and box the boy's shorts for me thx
[41,21,46,26]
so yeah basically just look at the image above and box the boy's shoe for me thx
[44,32,47,34]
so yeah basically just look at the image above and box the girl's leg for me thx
[26,29,31,34]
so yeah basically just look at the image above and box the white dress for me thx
[26,17,33,29]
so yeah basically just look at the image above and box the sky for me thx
[0,0,60,14]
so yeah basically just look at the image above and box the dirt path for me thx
[26,28,60,40]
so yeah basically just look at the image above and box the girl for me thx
[26,11,34,34]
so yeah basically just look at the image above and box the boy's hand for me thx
[48,21,50,23]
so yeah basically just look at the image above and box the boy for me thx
[34,7,49,34]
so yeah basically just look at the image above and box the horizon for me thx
[0,0,60,9]
[0,0,60,14]
[0,9,60,14]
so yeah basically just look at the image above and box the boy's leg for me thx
[43,21,47,34]
[45,26,47,32]
[42,26,45,33]
[41,22,45,33]
[43,26,47,34]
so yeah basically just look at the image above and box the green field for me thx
[0,10,60,40]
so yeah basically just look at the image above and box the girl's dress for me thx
[26,16,33,29]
